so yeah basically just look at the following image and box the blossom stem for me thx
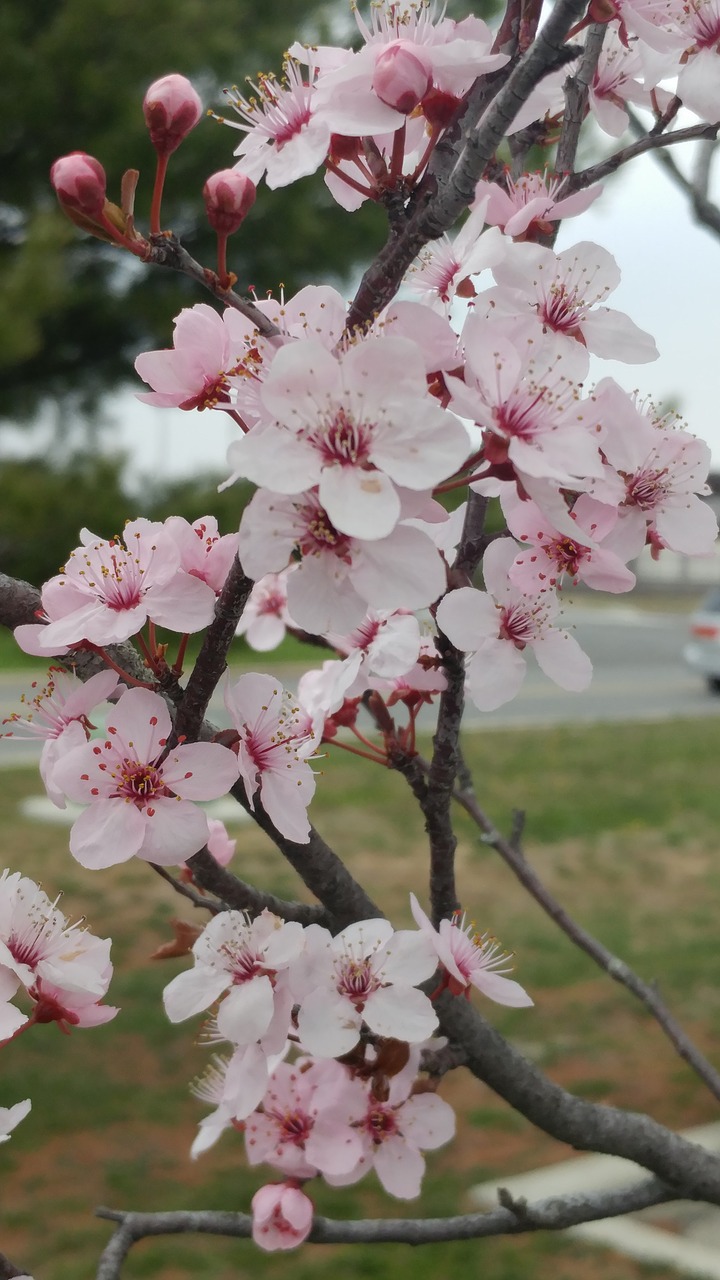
[172,632,189,676]
[83,645,154,689]
[216,232,230,288]
[406,124,441,187]
[327,737,388,765]
[389,122,407,185]
[150,153,169,235]
[324,159,376,201]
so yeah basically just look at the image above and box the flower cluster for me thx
[163,895,530,1246]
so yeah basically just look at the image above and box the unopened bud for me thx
[143,74,203,156]
[50,152,107,219]
[203,169,256,235]
[373,44,432,115]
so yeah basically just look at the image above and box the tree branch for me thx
[620,106,720,237]
[565,119,720,195]
[555,24,606,177]
[144,232,282,338]
[93,1174,694,1275]
[448,779,720,1104]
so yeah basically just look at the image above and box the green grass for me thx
[2,717,720,1278]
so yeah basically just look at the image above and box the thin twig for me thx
[144,233,281,338]
[565,119,720,194]
[621,106,720,237]
[93,1173,697,1276]
[449,780,720,1104]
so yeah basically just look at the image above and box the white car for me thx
[684,589,720,692]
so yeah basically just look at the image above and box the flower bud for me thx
[372,44,432,115]
[50,152,107,219]
[143,74,203,156]
[203,169,256,235]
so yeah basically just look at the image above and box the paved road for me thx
[0,605,717,767]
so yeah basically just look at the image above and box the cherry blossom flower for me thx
[164,515,239,595]
[163,909,304,1051]
[245,1058,366,1178]
[237,487,448,635]
[235,570,295,652]
[406,208,506,310]
[588,379,718,556]
[410,894,533,1007]
[0,1099,31,1143]
[473,171,603,239]
[14,519,217,655]
[451,314,603,487]
[251,1182,314,1252]
[0,871,118,1033]
[225,674,317,843]
[190,1043,290,1155]
[219,59,331,189]
[311,2,507,136]
[589,31,662,137]
[489,241,659,366]
[226,334,470,540]
[329,1066,455,1199]
[134,303,262,412]
[296,919,439,1058]
[51,687,240,869]
[2,667,119,807]
[436,539,592,711]
[502,491,637,594]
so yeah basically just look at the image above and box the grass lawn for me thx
[2,717,720,1279]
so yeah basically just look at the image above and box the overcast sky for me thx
[4,134,719,490]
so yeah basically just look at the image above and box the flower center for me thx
[113,759,167,806]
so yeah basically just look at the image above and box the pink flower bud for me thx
[143,74,203,156]
[251,1183,313,1252]
[203,169,256,235]
[372,44,433,115]
[50,152,107,219]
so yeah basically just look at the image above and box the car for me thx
[684,588,720,692]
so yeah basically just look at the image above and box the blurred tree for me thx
[0,455,132,585]
[0,0,382,426]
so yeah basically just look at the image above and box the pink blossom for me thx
[14,519,217,654]
[191,1044,290,1153]
[436,539,592,711]
[237,487,448,635]
[589,379,718,556]
[410,894,533,1007]
[406,208,506,311]
[589,31,661,136]
[473,171,603,239]
[143,74,202,156]
[245,1059,366,1178]
[502,491,637,594]
[163,909,303,1048]
[489,240,659,366]
[0,1099,31,1144]
[227,334,470,540]
[452,314,603,487]
[296,919,438,1058]
[135,303,258,410]
[236,570,295,652]
[1,667,119,808]
[220,59,331,189]
[312,4,507,135]
[251,1182,314,1252]
[331,1068,455,1199]
[225,674,317,843]
[51,687,240,869]
[164,515,239,594]
[0,871,117,1028]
